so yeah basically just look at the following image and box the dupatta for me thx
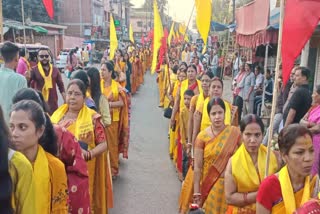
[200,126,241,204]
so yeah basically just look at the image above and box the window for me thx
[137,21,143,27]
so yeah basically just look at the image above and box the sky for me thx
[130,0,277,26]
[130,0,195,24]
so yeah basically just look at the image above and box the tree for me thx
[212,0,233,24]
[3,0,60,23]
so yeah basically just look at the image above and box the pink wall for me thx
[63,36,84,49]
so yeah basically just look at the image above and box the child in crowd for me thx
[180,89,195,179]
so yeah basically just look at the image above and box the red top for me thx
[30,65,65,114]
[257,175,282,210]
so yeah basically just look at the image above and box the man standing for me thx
[211,50,219,76]
[16,48,31,77]
[0,42,27,122]
[233,52,241,77]
[283,66,312,127]
[29,47,66,114]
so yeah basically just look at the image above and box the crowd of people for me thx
[155,42,320,213]
[0,37,320,214]
[0,41,151,214]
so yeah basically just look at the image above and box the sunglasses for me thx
[39,55,49,59]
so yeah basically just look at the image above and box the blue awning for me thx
[267,8,280,30]
[211,21,228,32]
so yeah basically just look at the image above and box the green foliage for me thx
[3,0,59,23]
[212,0,232,24]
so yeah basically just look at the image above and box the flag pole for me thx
[265,0,285,177]
[261,43,269,114]
[21,0,27,50]
[0,0,3,42]
[183,3,195,40]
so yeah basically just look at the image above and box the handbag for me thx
[163,107,172,119]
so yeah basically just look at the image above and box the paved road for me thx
[109,72,181,214]
[58,71,233,214]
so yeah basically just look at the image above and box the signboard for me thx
[114,20,120,27]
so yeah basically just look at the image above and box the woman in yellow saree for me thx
[100,62,129,178]
[171,64,203,180]
[51,79,109,213]
[191,77,238,147]
[256,124,318,214]
[10,100,68,214]
[191,98,241,214]
[169,66,187,160]
[114,50,126,88]
[224,114,280,214]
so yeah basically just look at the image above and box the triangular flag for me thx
[281,0,320,86]
[168,22,175,46]
[151,0,164,73]
[109,14,118,60]
[195,0,212,46]
[129,24,135,44]
[42,0,54,20]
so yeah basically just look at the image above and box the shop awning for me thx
[32,26,48,34]
[3,20,48,34]
[211,21,228,32]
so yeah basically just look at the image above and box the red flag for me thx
[281,0,320,86]
[42,0,54,20]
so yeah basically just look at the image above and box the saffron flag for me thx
[42,0,54,20]
[151,0,164,73]
[109,14,118,60]
[281,0,320,86]
[129,24,134,44]
[179,24,187,35]
[195,0,212,46]
[168,22,175,46]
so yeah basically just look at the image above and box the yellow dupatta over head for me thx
[101,79,120,122]
[51,104,109,213]
[229,144,278,213]
[51,104,95,148]
[199,97,232,131]
[37,62,53,101]
[278,165,313,214]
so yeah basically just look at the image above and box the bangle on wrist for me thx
[243,192,248,204]
[88,150,92,160]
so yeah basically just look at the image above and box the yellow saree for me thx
[228,144,278,213]
[33,145,68,214]
[169,81,181,159]
[101,79,129,175]
[273,166,317,214]
[196,97,233,131]
[178,126,241,213]
[51,104,110,213]
[158,65,166,106]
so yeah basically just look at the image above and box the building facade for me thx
[58,0,105,39]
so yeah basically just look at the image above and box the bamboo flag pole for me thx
[261,43,269,114]
[265,0,285,178]
[183,3,195,40]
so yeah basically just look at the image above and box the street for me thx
[58,71,233,214]
[109,72,181,214]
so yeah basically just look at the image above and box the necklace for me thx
[210,124,225,137]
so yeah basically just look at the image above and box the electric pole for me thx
[0,0,3,42]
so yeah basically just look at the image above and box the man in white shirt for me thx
[233,52,242,77]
